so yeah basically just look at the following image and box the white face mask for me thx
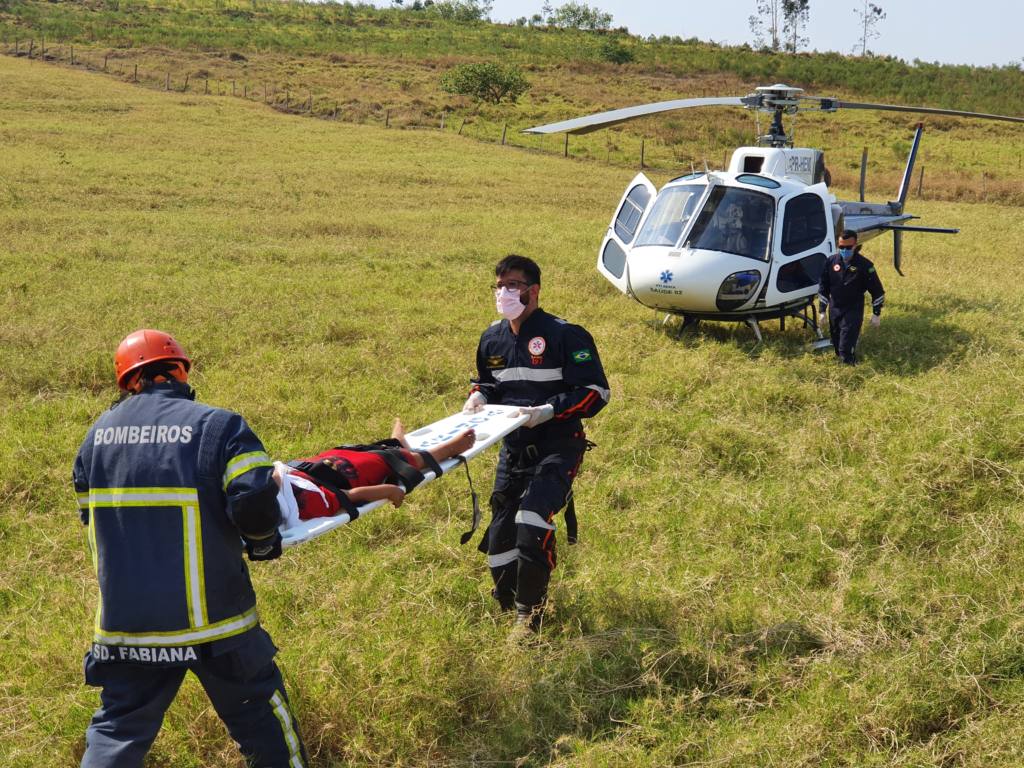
[495,287,526,320]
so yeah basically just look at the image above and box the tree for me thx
[429,0,492,22]
[546,2,613,31]
[782,0,810,52]
[439,62,530,104]
[749,0,782,51]
[852,0,885,56]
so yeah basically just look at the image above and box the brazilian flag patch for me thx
[572,349,593,364]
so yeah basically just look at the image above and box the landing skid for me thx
[661,303,830,351]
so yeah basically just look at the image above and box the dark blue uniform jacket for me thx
[818,251,886,315]
[73,383,280,660]
[471,308,610,451]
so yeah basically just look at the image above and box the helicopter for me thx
[524,84,1024,343]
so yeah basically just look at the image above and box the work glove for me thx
[243,530,283,561]
[516,404,554,429]
[463,391,487,414]
[869,314,881,329]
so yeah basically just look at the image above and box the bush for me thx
[599,39,634,64]
[439,62,530,104]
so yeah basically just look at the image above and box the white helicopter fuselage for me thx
[598,146,841,321]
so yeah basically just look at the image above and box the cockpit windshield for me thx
[634,184,705,247]
[684,187,774,261]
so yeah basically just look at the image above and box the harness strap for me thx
[285,460,361,520]
[456,456,482,545]
[367,449,427,492]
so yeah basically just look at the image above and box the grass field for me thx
[3,1,1024,203]
[4,49,1024,767]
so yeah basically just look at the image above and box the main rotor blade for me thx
[523,96,748,135]
[827,99,1024,124]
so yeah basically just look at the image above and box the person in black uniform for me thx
[464,255,609,632]
[817,230,885,364]
[73,329,307,768]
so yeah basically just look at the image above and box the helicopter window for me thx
[741,157,765,173]
[776,253,826,292]
[737,174,780,189]
[634,184,705,247]
[601,239,628,279]
[781,194,828,256]
[614,184,652,243]
[684,187,774,262]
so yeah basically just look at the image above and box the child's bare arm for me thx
[344,484,406,508]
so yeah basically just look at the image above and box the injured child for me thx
[274,419,476,529]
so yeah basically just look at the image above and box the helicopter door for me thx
[763,186,834,308]
[598,173,657,294]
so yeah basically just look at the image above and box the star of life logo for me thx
[659,270,673,284]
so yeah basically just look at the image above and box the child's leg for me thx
[392,417,476,470]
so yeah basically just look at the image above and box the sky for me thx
[484,1,1020,68]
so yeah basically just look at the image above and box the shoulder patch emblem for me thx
[572,349,593,364]
[528,336,546,356]
[486,355,506,369]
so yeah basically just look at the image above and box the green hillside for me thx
[3,0,1024,202]
[4,5,1024,767]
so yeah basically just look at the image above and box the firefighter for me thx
[464,255,610,633]
[73,329,307,768]
[818,229,885,364]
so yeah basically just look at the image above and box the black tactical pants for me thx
[483,438,585,610]
[829,304,864,364]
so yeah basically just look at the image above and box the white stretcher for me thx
[279,405,528,547]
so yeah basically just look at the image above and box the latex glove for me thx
[869,314,881,329]
[516,404,554,429]
[243,530,282,561]
[463,391,487,414]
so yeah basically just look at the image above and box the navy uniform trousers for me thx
[80,631,307,768]
[828,303,865,364]
[483,438,585,610]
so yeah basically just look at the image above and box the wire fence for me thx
[6,37,1024,204]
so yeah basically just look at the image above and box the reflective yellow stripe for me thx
[183,505,208,628]
[94,606,259,647]
[270,690,306,768]
[223,451,273,490]
[77,493,90,510]
[90,486,215,640]
[90,488,199,507]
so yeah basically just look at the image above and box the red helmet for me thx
[114,329,191,391]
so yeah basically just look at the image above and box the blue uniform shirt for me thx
[471,308,610,450]
[73,383,280,660]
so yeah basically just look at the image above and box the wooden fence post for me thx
[917,165,924,197]
[564,134,569,158]
[501,123,507,145]
[307,92,313,111]
[103,53,108,71]
[183,74,190,91]
[70,45,74,65]
[165,72,170,90]
[385,109,391,128]
[264,83,267,102]
[205,78,209,94]
[133,63,138,82]
[640,139,645,169]
[458,118,466,135]
[440,111,446,130]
